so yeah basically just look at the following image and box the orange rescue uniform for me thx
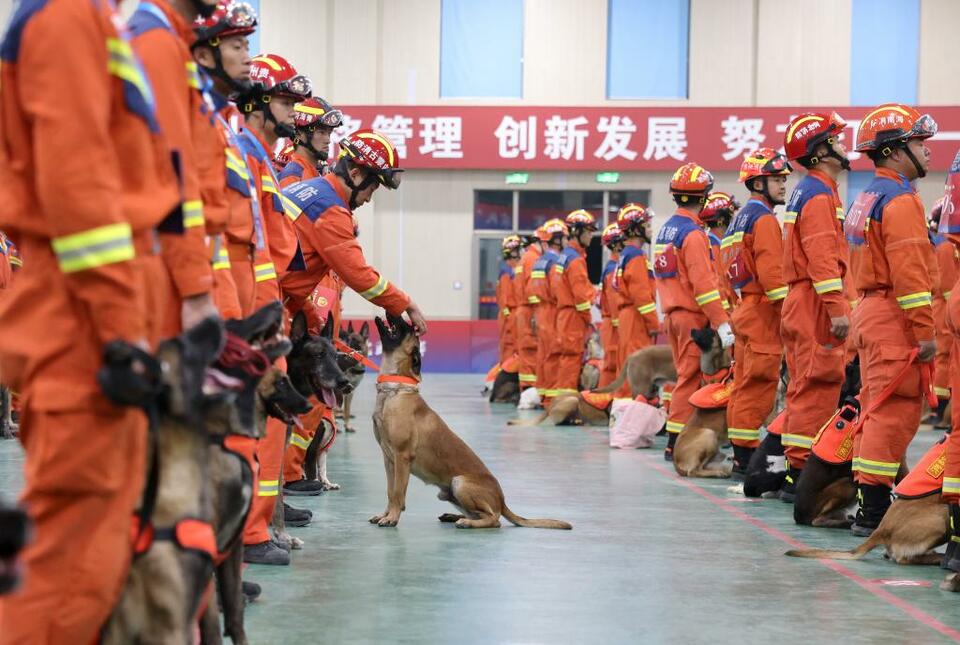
[496,260,518,366]
[278,150,320,188]
[932,234,958,401]
[653,208,729,435]
[615,244,659,398]
[780,169,851,469]
[0,0,179,640]
[845,167,935,487]
[514,244,541,391]
[555,241,595,395]
[599,254,620,387]
[720,198,787,448]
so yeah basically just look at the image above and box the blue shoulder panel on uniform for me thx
[278,161,305,183]
[534,250,560,272]
[707,231,721,247]
[601,258,618,280]
[618,244,646,270]
[785,174,833,216]
[559,246,580,268]
[283,178,346,223]
[499,260,514,279]
[861,175,913,223]
[127,7,169,37]
[1,0,48,62]
[728,199,772,236]
[654,213,700,248]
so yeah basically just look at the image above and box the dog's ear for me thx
[346,321,354,334]
[359,321,369,339]
[690,326,715,353]
[185,316,225,366]
[320,314,334,340]
[290,311,308,345]
[411,343,422,375]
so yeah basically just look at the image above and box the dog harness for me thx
[689,381,735,409]
[895,433,953,499]
[130,516,218,561]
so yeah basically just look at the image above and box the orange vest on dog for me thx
[581,390,613,411]
[689,381,734,409]
[810,399,861,465]
[895,434,951,499]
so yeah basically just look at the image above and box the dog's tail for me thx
[506,411,549,426]
[784,534,880,560]
[502,505,572,530]
[591,362,628,395]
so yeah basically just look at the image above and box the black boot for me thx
[943,504,960,572]
[779,465,802,503]
[664,432,678,462]
[924,397,949,428]
[851,484,892,536]
[242,580,262,603]
[284,502,313,527]
[732,445,755,479]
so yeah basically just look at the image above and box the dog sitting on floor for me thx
[371,313,571,530]
[337,321,371,432]
[579,330,605,392]
[590,345,677,399]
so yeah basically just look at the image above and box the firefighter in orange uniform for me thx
[720,149,792,475]
[497,235,522,367]
[779,112,852,501]
[941,148,960,586]
[529,219,568,405]
[515,234,542,393]
[129,0,222,339]
[615,203,660,399]
[927,197,956,426]
[599,223,625,387]
[554,211,599,396]
[701,192,739,312]
[0,0,180,639]
[653,164,733,460]
[278,97,342,187]
[845,104,937,535]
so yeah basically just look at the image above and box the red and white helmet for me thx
[700,192,740,226]
[247,54,311,100]
[565,209,598,232]
[670,162,714,196]
[601,223,625,248]
[293,97,343,130]
[535,218,569,242]
[738,148,792,184]
[783,112,846,162]
[501,234,523,258]
[338,129,404,189]
[616,202,652,236]
[192,1,257,43]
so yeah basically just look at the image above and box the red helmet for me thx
[855,104,937,153]
[338,129,403,189]
[248,54,311,99]
[783,112,846,161]
[670,162,714,196]
[293,97,343,130]
[274,142,295,167]
[601,223,625,248]
[192,1,257,44]
[617,203,652,235]
[565,209,598,232]
[738,148,792,184]
[501,234,522,258]
[700,192,740,225]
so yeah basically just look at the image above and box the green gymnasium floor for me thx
[1,374,959,644]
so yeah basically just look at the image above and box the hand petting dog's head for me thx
[375,314,421,377]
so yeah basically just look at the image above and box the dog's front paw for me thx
[941,573,960,592]
[376,514,399,527]
[321,481,341,491]
[344,425,356,433]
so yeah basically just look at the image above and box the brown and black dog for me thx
[337,321,371,432]
[371,314,571,530]
[672,326,734,478]
[591,345,677,400]
[507,391,612,427]
[785,492,948,565]
[102,317,225,644]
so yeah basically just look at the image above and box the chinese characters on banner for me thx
[328,106,960,172]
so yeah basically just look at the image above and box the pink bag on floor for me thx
[609,399,666,449]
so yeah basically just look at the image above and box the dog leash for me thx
[856,348,937,426]
[218,333,270,376]
[334,338,379,371]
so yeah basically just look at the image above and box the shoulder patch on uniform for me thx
[278,161,305,182]
[282,178,346,223]
[2,0,50,62]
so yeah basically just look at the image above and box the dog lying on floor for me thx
[337,321,371,432]
[672,326,734,478]
[371,314,571,530]
[591,344,677,399]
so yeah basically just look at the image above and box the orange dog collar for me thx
[376,374,421,387]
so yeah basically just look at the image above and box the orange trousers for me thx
[282,403,334,484]
[664,309,708,434]
[227,246,257,316]
[850,295,924,487]
[617,306,655,398]
[243,414,286,545]
[599,318,619,387]
[514,304,538,391]
[535,304,560,400]
[727,295,782,448]
[933,296,952,400]
[498,311,516,366]
[940,290,960,503]
[555,307,589,395]
[780,283,847,469]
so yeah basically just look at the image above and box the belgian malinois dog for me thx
[506,391,612,427]
[337,321,371,432]
[672,326,734,478]
[371,314,571,530]
[785,493,948,565]
[590,344,677,399]
[102,317,225,644]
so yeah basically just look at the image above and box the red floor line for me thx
[641,457,960,643]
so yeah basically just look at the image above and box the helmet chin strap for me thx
[342,168,379,211]
[201,47,251,95]
[295,132,329,169]
[260,101,294,139]
[902,145,927,179]
[754,177,785,206]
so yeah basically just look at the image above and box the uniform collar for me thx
[325,174,352,211]
[806,168,838,192]
[289,151,320,179]
[568,240,585,256]
[675,207,703,226]
[875,166,912,188]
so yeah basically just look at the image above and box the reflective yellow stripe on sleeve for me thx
[260,174,278,195]
[185,61,201,89]
[359,275,390,301]
[528,296,541,304]
[290,433,311,450]
[502,307,511,316]
[254,262,277,282]
[695,290,721,306]
[638,302,657,315]
[935,387,951,398]
[944,477,960,494]
[183,200,205,229]
[812,278,843,295]
[280,194,301,221]
[611,318,619,327]
[896,291,932,310]
[575,301,592,312]
[765,286,788,301]
[783,211,798,224]
[225,149,250,179]
[51,222,135,273]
